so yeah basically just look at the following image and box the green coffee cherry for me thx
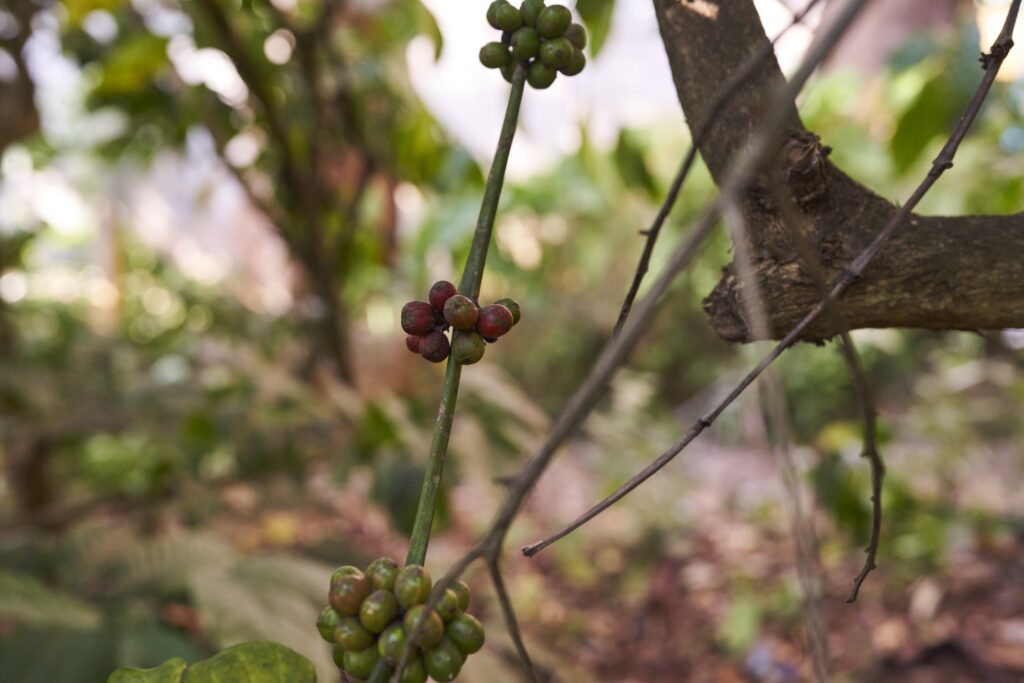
[317,607,341,643]
[486,1,508,30]
[342,644,379,679]
[335,616,375,651]
[480,42,511,69]
[423,637,464,682]
[494,297,521,325]
[511,27,540,61]
[565,23,587,50]
[403,605,445,648]
[366,557,400,591]
[330,565,364,585]
[520,0,545,26]
[332,643,345,669]
[435,589,461,622]
[494,3,522,31]
[501,63,516,83]
[394,565,433,610]
[528,61,557,89]
[559,48,586,76]
[329,573,371,616]
[540,36,573,68]
[397,656,429,683]
[378,622,411,666]
[360,589,399,634]
[536,5,571,38]
[452,331,486,365]
[452,580,472,611]
[446,613,485,655]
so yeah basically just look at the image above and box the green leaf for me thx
[613,130,659,198]
[183,642,316,682]
[107,658,186,683]
[0,569,102,630]
[575,0,615,57]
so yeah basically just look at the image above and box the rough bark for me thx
[654,0,1024,342]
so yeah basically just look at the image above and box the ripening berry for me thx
[560,49,586,76]
[443,294,478,330]
[423,637,464,682]
[342,644,379,679]
[401,301,435,336]
[536,5,571,38]
[359,589,399,634]
[452,580,472,611]
[329,573,371,616]
[479,42,512,69]
[527,61,557,89]
[403,605,445,648]
[330,566,364,585]
[476,304,514,339]
[511,27,540,61]
[406,334,422,353]
[446,613,486,655]
[418,331,450,363]
[394,565,433,610]
[334,616,374,651]
[435,589,461,622]
[494,297,521,325]
[565,23,587,50]
[366,557,400,591]
[520,0,545,26]
[540,36,573,68]
[317,606,342,643]
[452,331,486,365]
[428,281,458,312]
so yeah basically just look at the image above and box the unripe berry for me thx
[406,334,422,353]
[559,48,586,76]
[317,606,342,643]
[329,573,371,616]
[476,304,514,339]
[565,22,587,50]
[452,331,486,365]
[401,301,435,336]
[540,36,573,68]
[403,605,445,648]
[520,0,545,26]
[536,5,571,38]
[527,61,557,89]
[501,63,516,83]
[334,616,374,651]
[418,330,450,363]
[359,589,399,634]
[446,613,486,655]
[511,27,540,61]
[428,280,457,312]
[377,622,410,667]
[452,580,472,611]
[423,637,464,682]
[494,3,522,31]
[397,656,428,683]
[342,644,379,679]
[494,297,521,325]
[394,565,433,610]
[486,0,507,29]
[366,556,400,591]
[443,294,478,330]
[479,42,511,69]
[435,588,461,622]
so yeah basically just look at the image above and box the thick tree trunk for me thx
[654,0,1024,342]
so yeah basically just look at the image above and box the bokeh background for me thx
[1,0,1023,681]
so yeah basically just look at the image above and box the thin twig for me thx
[486,556,539,683]
[612,0,826,337]
[522,0,1018,559]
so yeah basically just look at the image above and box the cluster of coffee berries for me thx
[402,280,521,365]
[479,0,587,89]
[318,558,485,682]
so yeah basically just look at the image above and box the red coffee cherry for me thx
[401,301,435,336]
[418,331,450,363]
[406,334,422,353]
[494,297,521,325]
[476,304,514,339]
[428,280,458,312]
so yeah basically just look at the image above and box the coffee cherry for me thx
[540,36,573,68]
[494,3,522,31]
[520,0,545,26]
[335,616,375,651]
[443,294,478,330]
[378,622,411,666]
[536,5,571,38]
[360,589,399,634]
[511,27,540,61]
[476,304,514,339]
[332,643,345,669]
[403,605,444,648]
[394,565,433,610]
[423,637,464,682]
[565,22,587,50]
[317,606,342,643]
[342,644,379,679]
[452,580,472,611]
[479,42,511,69]
[500,63,516,83]
[401,301,435,336]
[486,0,507,29]
[435,589,461,623]
[366,557,400,591]
[446,613,485,655]
[494,297,521,325]
[451,331,485,365]
[330,565,364,585]
[527,61,557,89]
[428,281,457,312]
[406,334,422,354]
[418,331,450,363]
[559,48,586,76]
[329,573,371,616]
[397,656,429,683]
